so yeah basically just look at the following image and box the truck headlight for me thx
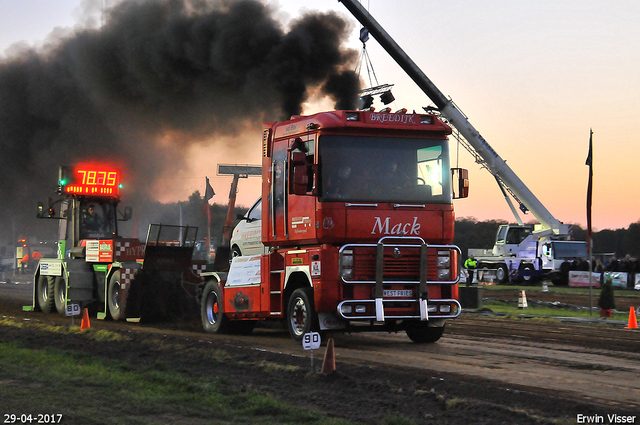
[437,255,450,268]
[437,268,451,280]
[340,249,354,280]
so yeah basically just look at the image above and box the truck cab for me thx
[200,110,469,343]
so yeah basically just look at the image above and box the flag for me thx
[585,129,593,254]
[203,177,215,215]
[204,177,215,202]
[204,177,215,260]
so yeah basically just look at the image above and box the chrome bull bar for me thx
[337,298,462,321]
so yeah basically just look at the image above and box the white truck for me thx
[338,0,587,285]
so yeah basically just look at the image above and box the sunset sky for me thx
[1,0,638,231]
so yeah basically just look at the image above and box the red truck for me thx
[199,109,469,343]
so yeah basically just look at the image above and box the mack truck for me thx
[197,109,469,343]
[26,164,204,321]
[337,0,587,286]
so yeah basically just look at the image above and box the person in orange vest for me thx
[20,254,29,274]
[30,251,42,269]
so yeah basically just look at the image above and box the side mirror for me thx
[451,168,469,199]
[123,206,133,221]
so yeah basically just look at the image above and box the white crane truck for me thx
[338,0,587,285]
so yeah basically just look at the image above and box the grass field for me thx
[0,319,357,425]
[475,284,639,322]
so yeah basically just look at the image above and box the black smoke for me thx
[0,0,360,242]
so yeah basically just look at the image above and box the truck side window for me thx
[247,199,261,221]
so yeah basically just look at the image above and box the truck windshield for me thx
[318,135,451,203]
[551,242,587,259]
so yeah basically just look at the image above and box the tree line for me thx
[453,218,640,260]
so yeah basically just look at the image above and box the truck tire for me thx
[287,288,317,342]
[496,264,509,284]
[54,277,67,316]
[405,322,445,343]
[36,275,55,314]
[108,271,123,321]
[201,280,229,334]
[519,264,535,284]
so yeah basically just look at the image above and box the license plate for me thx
[383,290,413,297]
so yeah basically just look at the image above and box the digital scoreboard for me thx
[59,165,122,197]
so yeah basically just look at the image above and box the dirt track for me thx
[2,280,640,424]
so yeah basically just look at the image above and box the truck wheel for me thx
[36,275,55,314]
[496,264,509,284]
[201,280,228,333]
[108,271,123,321]
[54,277,67,316]
[287,288,317,342]
[519,264,535,284]
[405,322,445,343]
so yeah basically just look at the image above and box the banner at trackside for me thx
[635,273,640,290]
[568,271,601,288]
[603,272,628,289]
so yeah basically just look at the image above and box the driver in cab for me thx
[82,204,103,232]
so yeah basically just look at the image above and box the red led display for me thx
[63,167,121,197]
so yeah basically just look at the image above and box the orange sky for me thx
[3,0,638,231]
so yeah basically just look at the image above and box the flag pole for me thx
[586,129,594,316]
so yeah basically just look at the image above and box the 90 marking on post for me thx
[3,414,62,424]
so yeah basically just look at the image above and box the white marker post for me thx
[66,303,81,326]
[302,332,321,372]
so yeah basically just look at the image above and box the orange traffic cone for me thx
[321,338,336,374]
[624,307,638,329]
[81,308,91,330]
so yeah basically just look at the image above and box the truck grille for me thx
[340,238,459,285]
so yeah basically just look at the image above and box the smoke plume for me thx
[0,0,359,241]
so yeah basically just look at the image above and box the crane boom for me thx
[338,0,566,235]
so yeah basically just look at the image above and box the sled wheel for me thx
[108,270,123,321]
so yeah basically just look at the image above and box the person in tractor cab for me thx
[82,204,103,232]
[464,255,477,287]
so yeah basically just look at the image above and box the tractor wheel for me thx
[201,280,228,334]
[54,277,67,316]
[405,322,445,343]
[108,270,123,321]
[287,288,317,343]
[36,275,55,313]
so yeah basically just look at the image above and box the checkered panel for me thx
[192,264,207,276]
[120,267,138,285]
[115,241,131,256]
